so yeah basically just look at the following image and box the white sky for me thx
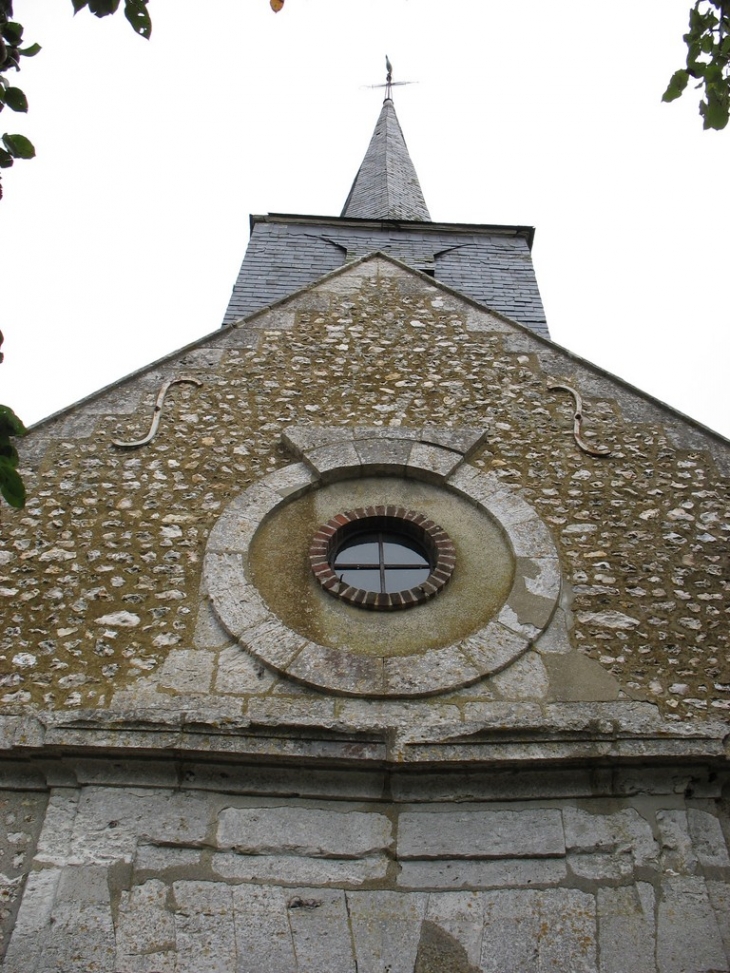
[2,0,729,439]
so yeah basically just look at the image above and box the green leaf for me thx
[0,441,19,465]
[88,0,122,17]
[701,92,730,129]
[2,132,35,158]
[0,461,26,508]
[19,43,41,57]
[0,404,27,437]
[1,21,23,45]
[662,69,690,102]
[4,87,27,112]
[124,0,151,38]
[0,148,13,168]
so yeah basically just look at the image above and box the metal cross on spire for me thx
[365,55,417,101]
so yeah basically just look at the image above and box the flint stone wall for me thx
[1,256,728,723]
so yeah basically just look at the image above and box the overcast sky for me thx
[2,0,729,439]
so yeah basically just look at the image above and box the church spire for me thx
[341,65,431,222]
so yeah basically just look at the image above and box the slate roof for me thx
[222,97,549,339]
[222,216,549,339]
[340,98,431,221]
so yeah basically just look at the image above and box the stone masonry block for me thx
[597,885,655,973]
[347,890,428,973]
[306,442,361,481]
[212,852,388,887]
[407,442,463,481]
[479,888,596,973]
[657,875,727,973]
[355,437,411,473]
[422,891,487,970]
[173,881,236,973]
[115,879,176,969]
[398,808,565,860]
[158,649,215,694]
[285,887,356,973]
[687,808,730,868]
[656,809,699,873]
[398,857,567,891]
[231,885,297,973]
[563,807,658,868]
[214,644,277,694]
[217,805,392,858]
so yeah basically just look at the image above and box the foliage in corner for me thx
[70,0,152,40]
[0,0,40,194]
[664,0,730,129]
[0,332,26,509]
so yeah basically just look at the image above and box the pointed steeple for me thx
[341,97,431,221]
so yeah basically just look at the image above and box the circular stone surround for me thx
[203,444,561,698]
[309,506,455,610]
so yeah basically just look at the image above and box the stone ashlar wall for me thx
[2,766,729,973]
[0,257,728,721]
[0,789,47,964]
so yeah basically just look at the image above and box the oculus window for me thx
[309,507,455,610]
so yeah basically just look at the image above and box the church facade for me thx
[1,95,729,973]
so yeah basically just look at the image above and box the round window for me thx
[309,506,455,610]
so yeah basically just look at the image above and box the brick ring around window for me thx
[309,506,455,610]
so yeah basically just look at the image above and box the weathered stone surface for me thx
[383,645,479,696]
[657,876,727,973]
[205,554,270,639]
[212,852,388,886]
[347,890,427,973]
[5,865,116,973]
[214,644,277,694]
[2,868,61,973]
[398,858,567,890]
[490,651,549,700]
[687,807,730,868]
[656,809,699,873]
[217,805,392,858]
[563,807,658,868]
[422,892,485,970]
[0,789,47,963]
[116,879,177,973]
[408,442,462,480]
[232,885,298,973]
[597,885,656,973]
[355,437,411,473]
[306,442,362,480]
[479,889,597,973]
[53,788,214,866]
[460,623,530,677]
[398,808,565,859]
[2,206,730,973]
[157,649,215,694]
[285,887,356,973]
[172,881,236,973]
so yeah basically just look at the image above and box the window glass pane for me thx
[335,538,380,565]
[381,534,429,565]
[384,566,431,592]
[338,568,382,590]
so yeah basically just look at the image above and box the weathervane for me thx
[366,55,417,101]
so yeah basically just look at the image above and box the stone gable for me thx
[1,255,727,727]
